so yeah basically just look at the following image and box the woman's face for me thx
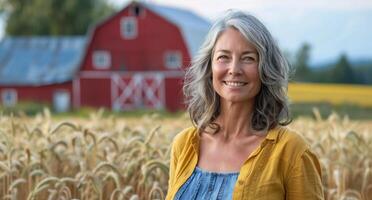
[211,27,261,104]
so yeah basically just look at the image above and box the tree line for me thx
[291,43,372,85]
[0,0,115,35]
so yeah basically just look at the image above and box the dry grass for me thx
[0,108,371,200]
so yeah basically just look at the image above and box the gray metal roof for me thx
[144,2,211,58]
[0,36,86,86]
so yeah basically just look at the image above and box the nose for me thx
[228,59,242,76]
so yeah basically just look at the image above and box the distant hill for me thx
[311,58,372,69]
[304,58,372,85]
[351,58,372,68]
[352,59,372,84]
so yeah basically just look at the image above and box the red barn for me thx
[0,1,210,112]
[0,37,86,112]
[77,1,210,111]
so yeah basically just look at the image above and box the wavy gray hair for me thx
[183,10,291,133]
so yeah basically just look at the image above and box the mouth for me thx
[223,81,248,87]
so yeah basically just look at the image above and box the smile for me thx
[223,81,248,87]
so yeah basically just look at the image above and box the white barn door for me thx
[111,73,165,110]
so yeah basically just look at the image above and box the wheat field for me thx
[0,109,371,200]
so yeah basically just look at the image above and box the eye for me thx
[242,56,256,62]
[216,55,229,61]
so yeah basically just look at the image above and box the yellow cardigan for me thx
[165,126,324,200]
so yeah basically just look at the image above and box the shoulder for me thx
[271,127,322,175]
[171,126,197,153]
[271,127,313,160]
[173,126,197,144]
[276,127,310,151]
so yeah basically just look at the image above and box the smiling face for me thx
[211,27,261,104]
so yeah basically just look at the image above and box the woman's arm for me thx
[167,142,178,192]
[285,149,325,200]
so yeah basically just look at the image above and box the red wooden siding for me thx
[79,78,112,108]
[0,83,72,104]
[164,78,185,111]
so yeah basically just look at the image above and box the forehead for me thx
[214,27,257,53]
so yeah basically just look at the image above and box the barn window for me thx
[53,90,70,113]
[1,89,17,107]
[165,51,182,69]
[121,17,137,39]
[93,50,111,69]
[130,5,145,17]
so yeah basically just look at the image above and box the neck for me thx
[215,99,256,140]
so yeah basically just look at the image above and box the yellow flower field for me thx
[0,109,371,200]
[288,83,372,107]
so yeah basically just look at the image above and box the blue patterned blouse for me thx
[174,166,239,200]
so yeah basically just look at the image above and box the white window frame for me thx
[93,50,111,69]
[1,89,17,107]
[164,51,182,69]
[120,17,138,39]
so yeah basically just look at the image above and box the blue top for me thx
[174,167,239,200]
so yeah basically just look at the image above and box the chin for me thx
[223,96,251,103]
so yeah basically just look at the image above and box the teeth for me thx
[225,81,246,87]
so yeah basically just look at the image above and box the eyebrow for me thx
[215,49,257,55]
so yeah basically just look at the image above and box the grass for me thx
[0,101,186,120]
[2,101,372,120]
[290,102,372,120]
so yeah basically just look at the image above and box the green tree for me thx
[2,0,115,36]
[332,53,357,84]
[293,43,312,82]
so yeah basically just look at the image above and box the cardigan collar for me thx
[190,126,283,146]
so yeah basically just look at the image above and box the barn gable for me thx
[80,1,210,72]
[0,37,86,86]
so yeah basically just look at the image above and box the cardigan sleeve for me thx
[285,149,325,200]
[165,126,196,200]
[166,138,178,198]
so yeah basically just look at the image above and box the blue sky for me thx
[1,0,371,65]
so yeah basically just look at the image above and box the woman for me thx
[166,10,324,200]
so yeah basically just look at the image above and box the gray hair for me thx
[183,10,291,133]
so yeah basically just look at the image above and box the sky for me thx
[1,0,372,65]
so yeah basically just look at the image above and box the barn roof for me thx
[0,36,86,86]
[144,2,211,57]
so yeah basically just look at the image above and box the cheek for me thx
[211,65,224,91]
[247,65,260,81]
[252,69,262,92]
[212,73,220,91]
[211,62,225,78]
[246,65,261,92]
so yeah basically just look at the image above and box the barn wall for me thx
[0,82,72,104]
[164,77,185,111]
[79,78,112,108]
